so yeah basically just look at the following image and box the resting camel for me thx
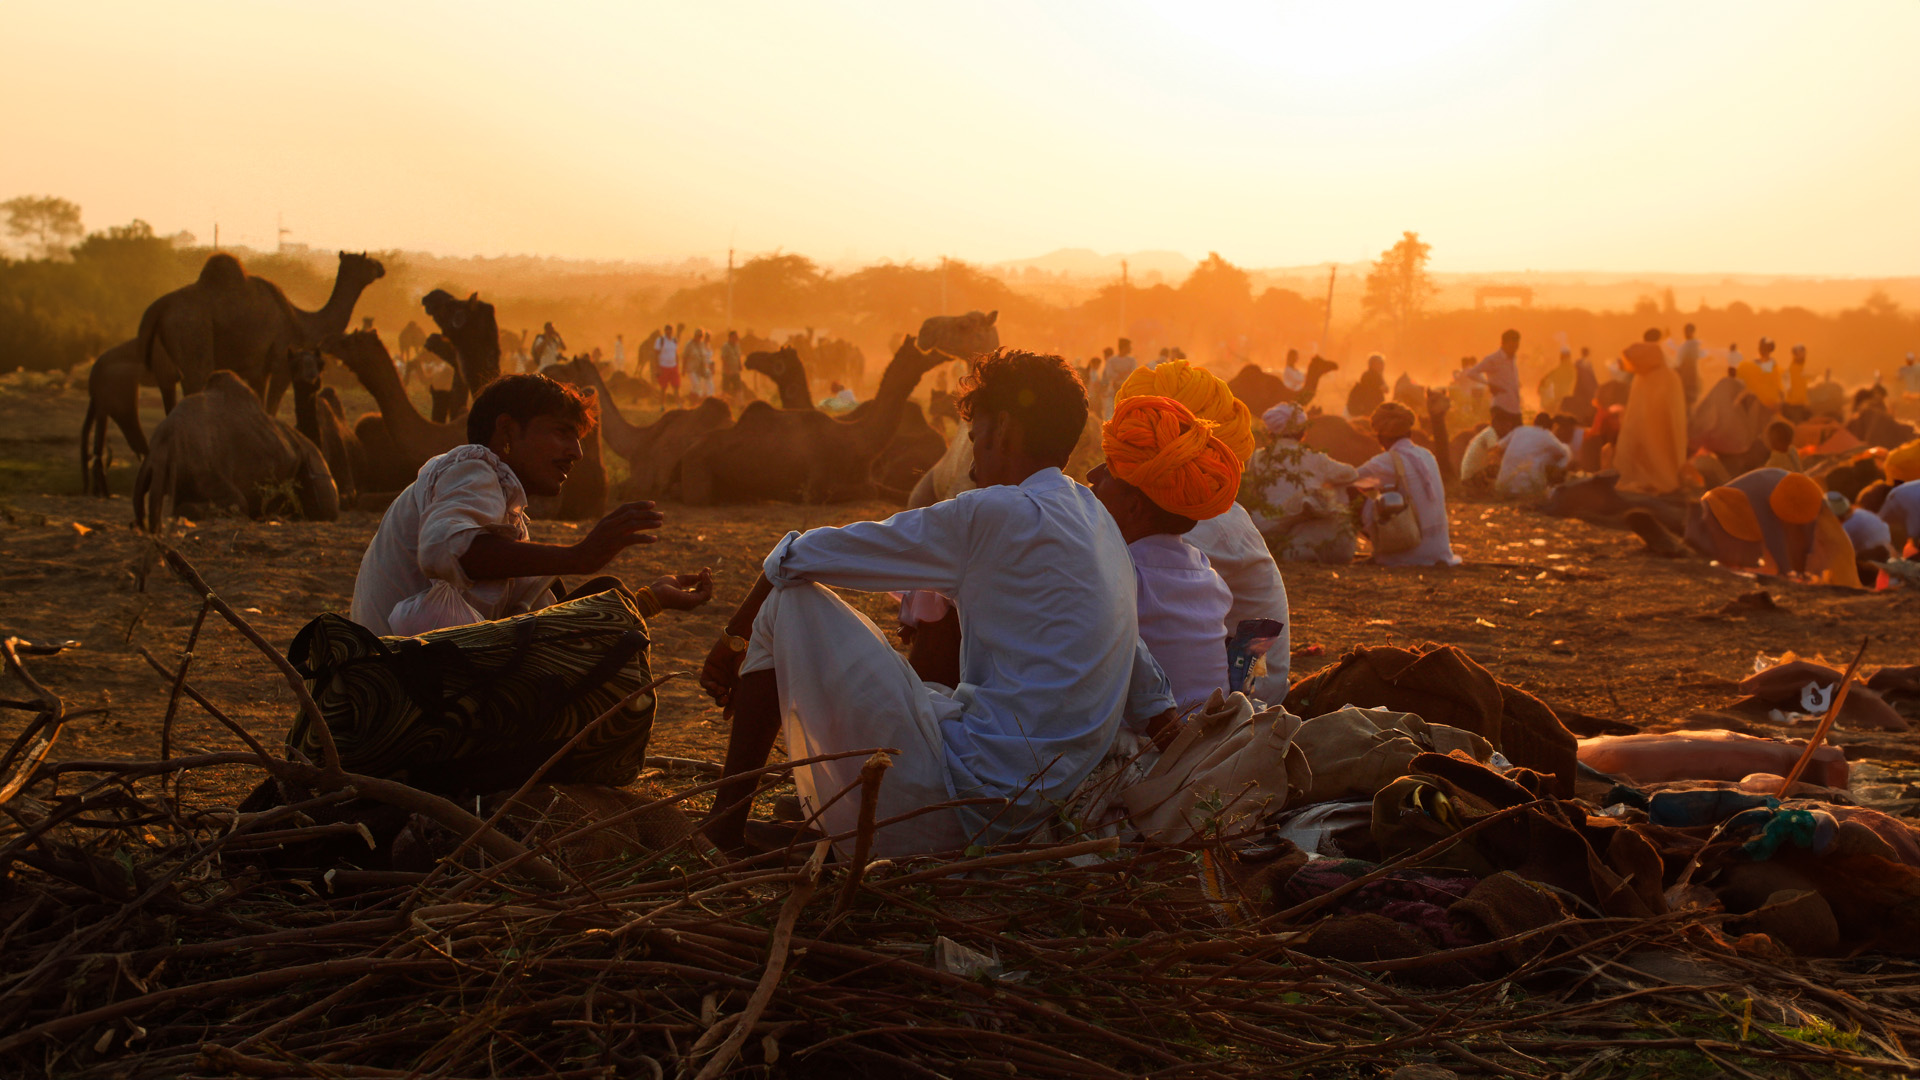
[133,371,338,532]
[745,344,948,500]
[1229,355,1338,415]
[138,251,385,414]
[327,330,464,492]
[80,339,156,496]
[547,356,731,499]
[291,346,359,508]
[1301,389,1453,471]
[678,335,946,504]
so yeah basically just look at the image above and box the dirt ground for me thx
[4,377,1917,809]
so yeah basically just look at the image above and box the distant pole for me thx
[1119,259,1130,339]
[1319,265,1337,348]
[213,223,220,250]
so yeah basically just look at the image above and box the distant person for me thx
[1152,347,1172,370]
[684,329,714,398]
[531,322,565,371]
[1683,468,1860,587]
[1829,491,1893,584]
[1464,329,1523,436]
[1242,402,1359,564]
[1346,353,1388,418]
[1495,412,1573,500]
[1763,420,1804,473]
[1675,323,1703,409]
[1899,352,1920,417]
[1781,344,1812,422]
[1613,328,1689,495]
[1106,338,1139,386]
[613,333,627,375]
[720,330,745,399]
[1356,402,1460,567]
[1281,349,1306,393]
[654,324,680,402]
[1737,338,1784,412]
[820,380,858,412]
[1565,348,1599,425]
[1538,347,1577,417]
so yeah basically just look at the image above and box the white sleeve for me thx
[417,459,513,590]
[1124,637,1177,732]
[763,494,983,594]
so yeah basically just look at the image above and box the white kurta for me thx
[1358,438,1462,568]
[1495,426,1572,500]
[1186,503,1294,697]
[744,468,1176,853]
[348,446,554,636]
[1128,534,1231,713]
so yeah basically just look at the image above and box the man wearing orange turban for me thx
[1112,362,1295,699]
[1683,467,1862,587]
[1093,396,1241,711]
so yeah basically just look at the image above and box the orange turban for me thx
[1768,471,1825,525]
[1886,439,1920,485]
[1102,395,1241,521]
[1115,359,1255,464]
[1703,487,1762,542]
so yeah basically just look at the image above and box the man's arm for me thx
[458,501,664,581]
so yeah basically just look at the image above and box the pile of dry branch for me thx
[4,550,1920,1079]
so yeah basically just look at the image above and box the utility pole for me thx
[1318,265,1337,351]
[213,222,220,250]
[277,213,291,253]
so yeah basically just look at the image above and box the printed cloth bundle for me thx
[286,588,656,798]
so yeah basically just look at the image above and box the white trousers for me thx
[741,583,972,857]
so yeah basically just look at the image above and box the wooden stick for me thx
[689,838,828,1080]
[833,751,891,917]
[1778,636,1869,796]
[0,638,65,806]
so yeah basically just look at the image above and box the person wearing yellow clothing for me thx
[1613,328,1689,495]
[1682,468,1861,588]
[1736,338,1784,412]
[1781,344,1812,421]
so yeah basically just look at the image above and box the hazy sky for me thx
[6,1,1919,274]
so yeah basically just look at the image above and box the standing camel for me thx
[79,340,154,495]
[423,289,503,408]
[547,356,732,499]
[138,251,385,415]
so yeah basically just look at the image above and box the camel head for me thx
[744,346,801,382]
[1425,386,1451,416]
[423,334,459,364]
[289,346,326,390]
[337,251,386,288]
[1307,354,1339,380]
[324,329,391,376]
[422,289,502,389]
[914,310,999,362]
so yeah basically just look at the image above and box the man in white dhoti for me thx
[699,350,1177,856]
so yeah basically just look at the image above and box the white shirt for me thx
[762,468,1175,819]
[1466,349,1522,415]
[1842,508,1892,553]
[1496,426,1572,499]
[1459,425,1502,481]
[1128,534,1231,712]
[656,337,678,370]
[349,446,553,636]
[1186,503,1293,692]
[1358,438,1461,567]
[1901,364,1920,394]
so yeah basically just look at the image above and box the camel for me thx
[678,336,946,505]
[138,251,385,414]
[547,356,732,499]
[908,413,1105,508]
[423,336,467,422]
[80,339,156,496]
[133,371,338,532]
[423,289,504,400]
[327,330,464,492]
[1229,355,1338,415]
[746,344,948,500]
[397,320,427,362]
[745,347,809,408]
[290,346,359,508]
[914,310,1000,360]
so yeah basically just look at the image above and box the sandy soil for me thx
[4,379,1916,809]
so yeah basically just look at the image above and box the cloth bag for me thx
[286,588,655,797]
[1119,690,1312,843]
[1371,451,1424,555]
[1293,706,1493,805]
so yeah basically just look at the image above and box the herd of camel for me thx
[77,251,1014,530]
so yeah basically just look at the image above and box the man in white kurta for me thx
[701,351,1175,857]
[1495,415,1574,500]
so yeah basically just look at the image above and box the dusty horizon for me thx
[6,1,1919,276]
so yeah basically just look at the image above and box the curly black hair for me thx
[465,373,595,446]
[955,348,1088,466]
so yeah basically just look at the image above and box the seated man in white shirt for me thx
[350,374,712,637]
[1495,412,1574,500]
[700,350,1177,856]
[1088,396,1238,712]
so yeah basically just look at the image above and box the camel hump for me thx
[199,252,246,288]
[203,369,263,405]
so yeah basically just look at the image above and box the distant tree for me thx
[3,195,84,259]
[1361,231,1435,339]
[1180,252,1253,310]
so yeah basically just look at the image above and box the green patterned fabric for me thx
[286,589,655,797]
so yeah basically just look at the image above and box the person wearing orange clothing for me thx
[1090,394,1243,711]
[1682,468,1862,588]
[1781,344,1813,422]
[1736,337,1784,413]
[1613,328,1690,495]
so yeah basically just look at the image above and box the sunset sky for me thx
[5,1,1918,274]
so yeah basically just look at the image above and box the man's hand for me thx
[700,636,745,708]
[570,501,665,572]
[653,568,714,611]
